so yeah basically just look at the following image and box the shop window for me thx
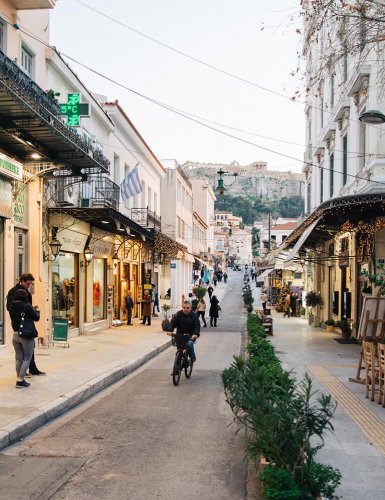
[93,258,106,321]
[52,253,78,327]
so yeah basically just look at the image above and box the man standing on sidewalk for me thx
[6,273,46,376]
[125,291,134,325]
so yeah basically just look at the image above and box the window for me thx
[21,44,33,76]
[52,253,79,327]
[330,153,334,196]
[343,50,348,83]
[154,192,158,214]
[148,186,152,210]
[0,19,5,52]
[113,154,120,186]
[343,135,348,186]
[320,97,324,128]
[320,167,324,202]
[330,74,335,108]
[141,180,145,207]
[359,112,366,171]
[93,259,106,321]
[307,182,311,213]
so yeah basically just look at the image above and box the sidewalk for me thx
[252,286,385,499]
[0,281,228,451]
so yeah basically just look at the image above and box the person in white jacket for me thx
[196,298,207,327]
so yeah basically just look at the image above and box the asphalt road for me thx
[1,272,247,500]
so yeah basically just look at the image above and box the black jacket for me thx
[125,296,134,310]
[9,300,40,338]
[6,283,32,311]
[209,297,220,318]
[167,310,201,337]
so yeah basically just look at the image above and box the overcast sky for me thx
[50,0,304,171]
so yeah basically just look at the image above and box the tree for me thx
[298,1,385,97]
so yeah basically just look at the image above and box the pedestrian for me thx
[125,291,134,325]
[6,273,45,376]
[290,293,298,317]
[9,289,40,388]
[196,298,207,327]
[141,290,152,325]
[152,284,160,316]
[208,284,213,300]
[209,294,220,327]
[213,275,218,286]
[261,290,268,315]
[223,272,228,284]
[283,292,291,318]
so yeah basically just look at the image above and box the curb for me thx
[0,340,172,451]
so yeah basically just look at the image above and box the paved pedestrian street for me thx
[253,287,385,500]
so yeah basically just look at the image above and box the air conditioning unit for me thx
[56,179,79,206]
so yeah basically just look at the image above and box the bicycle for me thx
[168,333,194,386]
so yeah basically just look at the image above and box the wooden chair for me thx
[362,341,378,401]
[377,343,385,407]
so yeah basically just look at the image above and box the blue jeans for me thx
[187,339,196,361]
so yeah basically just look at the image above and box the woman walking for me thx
[141,290,152,325]
[196,298,207,327]
[261,290,268,315]
[10,289,40,388]
[209,295,220,327]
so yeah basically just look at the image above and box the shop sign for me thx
[92,240,113,258]
[0,179,12,218]
[0,153,23,181]
[13,183,27,225]
[57,228,89,253]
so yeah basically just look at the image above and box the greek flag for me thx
[120,164,142,201]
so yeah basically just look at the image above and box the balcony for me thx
[13,0,55,8]
[0,50,109,176]
[131,208,161,232]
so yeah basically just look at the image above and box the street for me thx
[1,274,247,500]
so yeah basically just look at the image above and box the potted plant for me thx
[161,303,171,319]
[336,319,352,338]
[324,319,335,333]
[305,291,323,325]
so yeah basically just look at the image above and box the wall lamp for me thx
[43,229,62,262]
[154,251,166,265]
[80,246,94,268]
[112,252,120,270]
[359,109,385,125]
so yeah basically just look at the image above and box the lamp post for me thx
[215,168,239,195]
[359,109,385,125]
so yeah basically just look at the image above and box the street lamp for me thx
[359,109,385,125]
[215,168,239,195]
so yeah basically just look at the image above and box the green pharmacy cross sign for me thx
[59,93,90,126]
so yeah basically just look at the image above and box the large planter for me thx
[308,313,314,325]
[326,325,335,333]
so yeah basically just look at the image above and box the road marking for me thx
[307,364,385,457]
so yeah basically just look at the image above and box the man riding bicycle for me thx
[166,300,200,362]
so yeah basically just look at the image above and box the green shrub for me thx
[259,466,301,500]
[192,286,207,300]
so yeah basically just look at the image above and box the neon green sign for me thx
[59,93,90,126]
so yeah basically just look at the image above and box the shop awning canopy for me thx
[48,206,155,241]
[283,193,385,253]
[284,219,320,265]
[257,268,274,282]
[0,50,110,176]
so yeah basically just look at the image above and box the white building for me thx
[160,160,194,310]
[259,221,298,255]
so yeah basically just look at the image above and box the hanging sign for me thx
[59,93,90,127]
[0,179,12,218]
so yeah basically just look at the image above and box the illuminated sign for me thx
[59,93,90,127]
[0,153,23,181]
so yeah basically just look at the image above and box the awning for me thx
[257,268,274,282]
[284,219,320,266]
[48,206,154,240]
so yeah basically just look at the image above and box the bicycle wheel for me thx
[185,358,193,379]
[172,351,182,386]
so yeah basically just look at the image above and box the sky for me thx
[50,0,304,172]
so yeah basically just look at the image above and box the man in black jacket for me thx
[6,273,45,376]
[166,301,200,362]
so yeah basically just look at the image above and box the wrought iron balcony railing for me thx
[131,207,161,232]
[0,50,110,174]
[49,176,120,211]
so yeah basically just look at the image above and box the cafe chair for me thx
[362,341,378,402]
[377,343,385,407]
